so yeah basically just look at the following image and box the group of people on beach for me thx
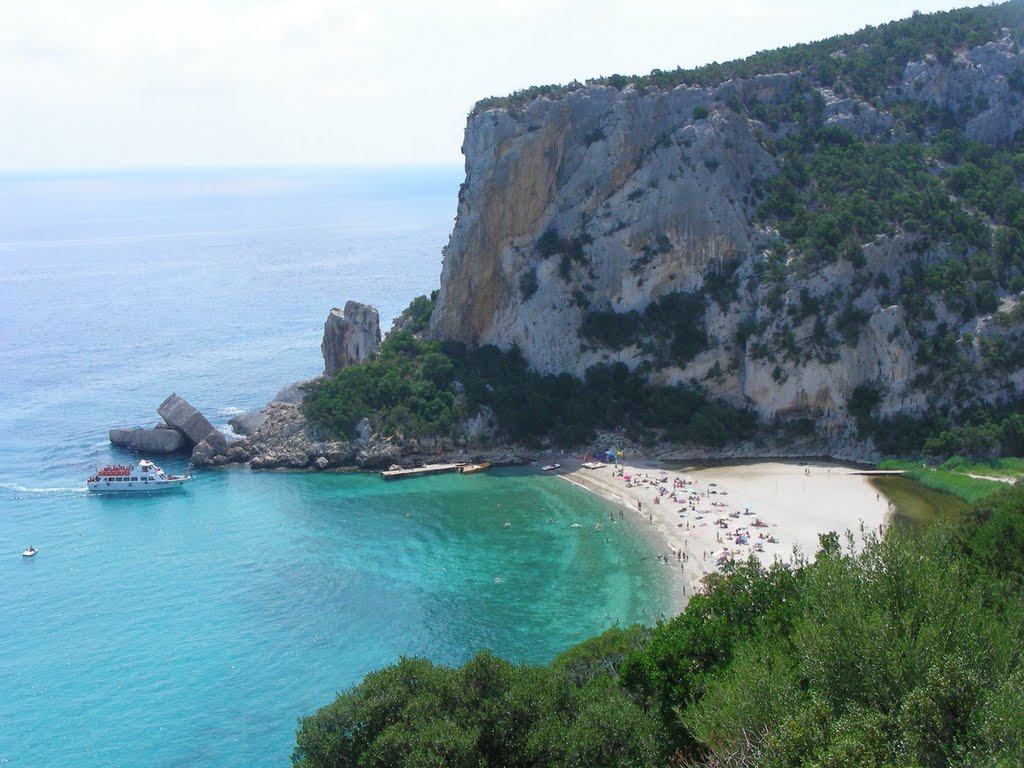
[611,465,784,577]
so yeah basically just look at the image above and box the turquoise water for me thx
[0,168,671,766]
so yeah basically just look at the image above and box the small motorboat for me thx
[22,546,37,558]
[541,463,561,471]
[458,462,491,474]
[580,462,606,469]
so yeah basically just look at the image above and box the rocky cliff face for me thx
[432,81,776,370]
[322,301,381,377]
[901,29,1024,144]
[429,28,1024,449]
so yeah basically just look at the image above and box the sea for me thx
[0,167,671,766]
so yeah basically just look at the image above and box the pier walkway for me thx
[380,463,463,480]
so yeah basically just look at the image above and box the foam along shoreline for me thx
[558,458,892,611]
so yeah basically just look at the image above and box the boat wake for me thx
[0,482,88,495]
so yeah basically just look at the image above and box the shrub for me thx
[519,268,539,300]
[537,227,562,257]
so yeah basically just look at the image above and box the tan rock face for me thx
[322,301,381,377]
[431,84,776,376]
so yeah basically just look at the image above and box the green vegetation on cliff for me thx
[471,4,1023,117]
[295,485,1024,767]
[580,292,708,368]
[303,308,755,448]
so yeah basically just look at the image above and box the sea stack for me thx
[321,301,381,377]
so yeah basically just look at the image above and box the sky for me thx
[0,0,980,171]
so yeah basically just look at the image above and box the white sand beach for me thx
[557,457,891,610]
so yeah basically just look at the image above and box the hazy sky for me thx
[0,0,977,170]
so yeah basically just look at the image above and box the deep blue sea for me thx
[0,167,671,766]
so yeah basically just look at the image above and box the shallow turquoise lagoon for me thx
[1,469,669,765]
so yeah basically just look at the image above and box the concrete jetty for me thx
[379,463,464,480]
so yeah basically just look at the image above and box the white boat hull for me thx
[87,459,191,492]
[87,477,189,492]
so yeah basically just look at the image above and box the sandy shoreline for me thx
[555,456,890,612]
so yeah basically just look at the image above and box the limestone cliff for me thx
[430,15,1024,453]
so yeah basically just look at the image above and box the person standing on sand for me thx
[637,500,642,512]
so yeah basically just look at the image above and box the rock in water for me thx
[321,301,381,377]
[157,393,217,447]
[109,426,186,453]
[191,431,229,465]
[228,410,268,436]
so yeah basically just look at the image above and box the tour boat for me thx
[87,460,191,492]
[22,546,37,558]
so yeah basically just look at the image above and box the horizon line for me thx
[0,160,465,178]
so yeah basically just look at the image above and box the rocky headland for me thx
[109,302,527,470]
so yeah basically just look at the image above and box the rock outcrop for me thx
[227,380,311,437]
[901,28,1024,144]
[190,396,527,470]
[157,393,218,447]
[109,426,186,453]
[322,301,381,377]
[194,401,357,469]
[228,410,268,436]
[190,431,230,465]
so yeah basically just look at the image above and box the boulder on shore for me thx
[321,301,381,377]
[228,410,268,436]
[271,381,309,404]
[191,431,230,465]
[158,393,217,447]
[109,426,186,453]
